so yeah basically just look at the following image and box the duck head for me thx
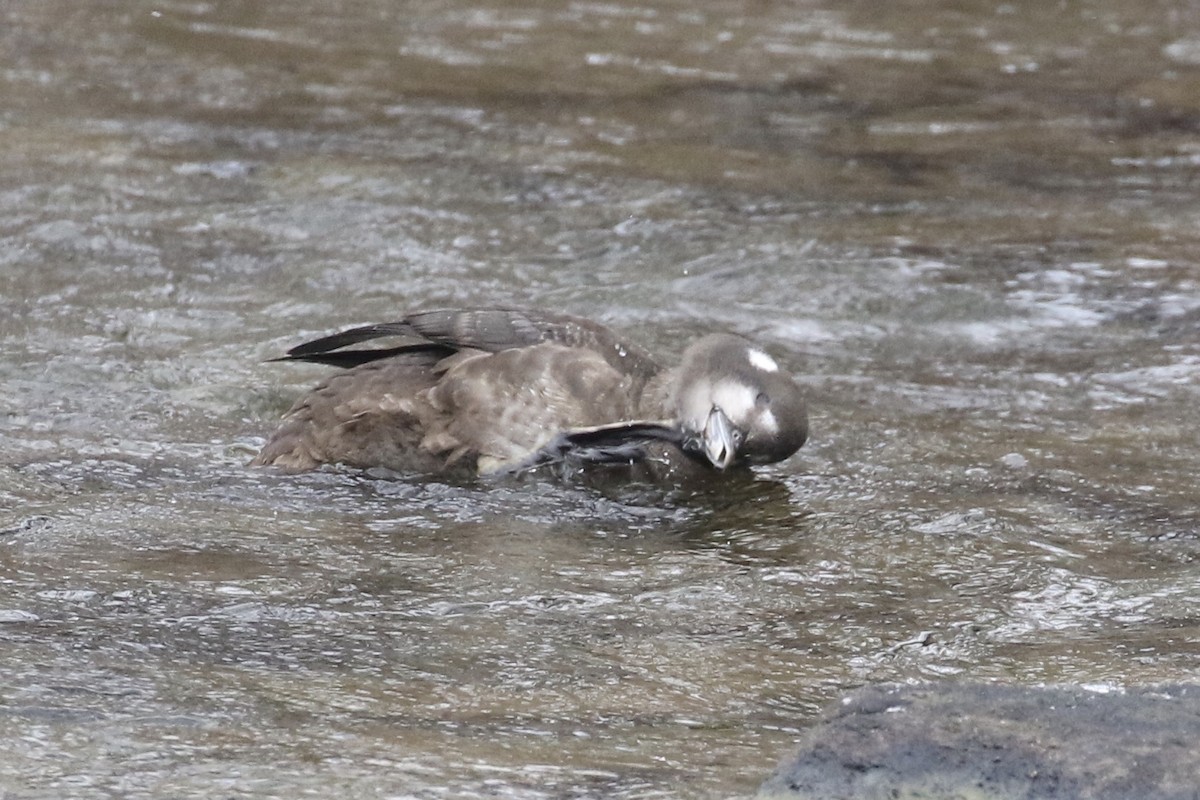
[672,334,808,470]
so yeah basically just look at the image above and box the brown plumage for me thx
[252,308,808,478]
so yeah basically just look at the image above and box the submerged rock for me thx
[758,683,1200,800]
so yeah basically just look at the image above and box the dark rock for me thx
[758,683,1200,800]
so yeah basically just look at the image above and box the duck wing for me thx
[274,308,661,379]
[500,420,687,474]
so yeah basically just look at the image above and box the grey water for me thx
[2,1,1199,797]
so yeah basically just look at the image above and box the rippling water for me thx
[3,1,1200,797]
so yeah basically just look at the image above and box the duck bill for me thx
[703,407,738,470]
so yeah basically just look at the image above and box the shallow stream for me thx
[3,1,1199,797]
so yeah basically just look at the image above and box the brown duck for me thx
[252,308,808,478]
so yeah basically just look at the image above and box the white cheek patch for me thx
[681,382,714,428]
[747,348,779,373]
[760,409,779,435]
[712,380,759,422]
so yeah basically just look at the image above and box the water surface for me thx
[2,1,1199,797]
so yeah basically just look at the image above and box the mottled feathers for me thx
[253,308,807,479]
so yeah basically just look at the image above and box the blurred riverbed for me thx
[2,1,1199,797]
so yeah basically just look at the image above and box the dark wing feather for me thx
[283,323,428,359]
[505,420,686,473]
[402,309,552,351]
[272,308,662,381]
[273,341,455,368]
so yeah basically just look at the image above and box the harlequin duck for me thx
[252,308,808,478]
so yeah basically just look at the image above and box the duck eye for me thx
[755,391,770,407]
